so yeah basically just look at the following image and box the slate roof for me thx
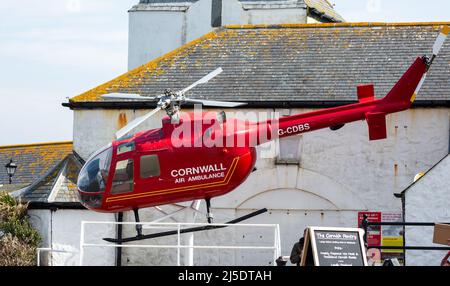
[53,156,82,203]
[16,155,82,204]
[0,142,73,187]
[399,154,449,195]
[66,22,450,109]
[0,142,83,206]
[20,159,65,203]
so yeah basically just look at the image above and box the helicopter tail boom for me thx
[260,55,429,143]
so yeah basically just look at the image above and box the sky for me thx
[0,0,449,146]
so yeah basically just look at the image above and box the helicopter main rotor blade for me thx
[102,93,156,101]
[415,26,448,96]
[433,26,449,57]
[185,98,247,108]
[115,107,162,140]
[177,68,223,96]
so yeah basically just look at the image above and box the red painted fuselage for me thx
[77,56,428,213]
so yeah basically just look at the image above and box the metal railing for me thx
[80,221,281,266]
[361,216,450,251]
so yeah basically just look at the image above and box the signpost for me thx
[301,227,368,266]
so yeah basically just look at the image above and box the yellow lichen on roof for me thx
[0,141,73,150]
[0,141,73,183]
[68,21,450,104]
[225,21,450,30]
[70,31,220,103]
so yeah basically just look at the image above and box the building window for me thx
[111,159,134,194]
[140,155,161,178]
[117,141,135,155]
[276,136,301,165]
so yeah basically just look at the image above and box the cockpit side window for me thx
[111,159,134,194]
[117,141,135,155]
[77,147,112,194]
[140,155,160,178]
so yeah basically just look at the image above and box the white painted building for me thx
[401,155,450,266]
[7,1,447,266]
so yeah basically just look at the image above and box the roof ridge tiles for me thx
[224,21,450,29]
[0,141,73,150]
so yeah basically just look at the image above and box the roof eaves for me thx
[12,156,69,202]
[399,154,450,195]
[72,150,86,166]
[307,7,342,23]
[47,160,69,203]
[63,100,450,110]
[28,201,85,210]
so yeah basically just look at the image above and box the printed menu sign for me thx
[301,227,368,266]
[314,230,365,266]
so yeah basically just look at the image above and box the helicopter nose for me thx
[77,192,104,210]
[76,145,112,210]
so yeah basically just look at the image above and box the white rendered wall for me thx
[222,0,306,26]
[128,1,213,70]
[28,210,51,265]
[128,10,186,70]
[405,155,450,266]
[30,209,116,266]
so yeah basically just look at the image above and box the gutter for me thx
[307,7,341,23]
[28,201,85,210]
[62,100,450,110]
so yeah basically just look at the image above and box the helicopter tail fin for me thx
[382,56,428,107]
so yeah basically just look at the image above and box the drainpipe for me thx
[401,194,406,265]
[394,192,406,265]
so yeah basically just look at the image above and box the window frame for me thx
[110,158,135,195]
[140,154,161,179]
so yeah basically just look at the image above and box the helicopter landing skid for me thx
[103,208,268,244]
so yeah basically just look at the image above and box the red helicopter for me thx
[76,27,448,242]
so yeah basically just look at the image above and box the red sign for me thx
[358,212,382,246]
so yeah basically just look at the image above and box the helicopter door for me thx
[110,141,136,195]
[136,151,164,189]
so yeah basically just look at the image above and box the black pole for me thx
[401,193,406,265]
[361,215,368,245]
[133,209,143,237]
[367,222,450,226]
[116,212,123,267]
